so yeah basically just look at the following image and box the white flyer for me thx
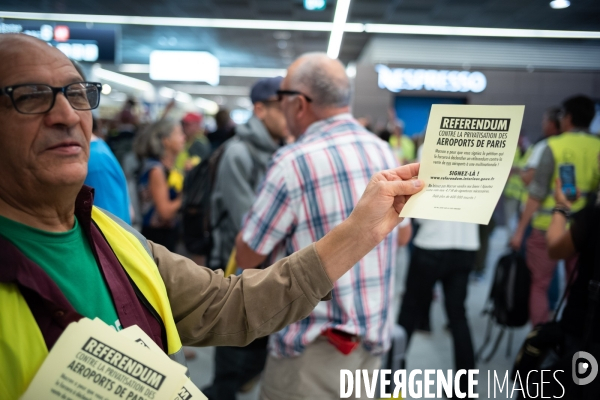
[400,104,525,224]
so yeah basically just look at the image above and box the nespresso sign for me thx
[376,64,487,94]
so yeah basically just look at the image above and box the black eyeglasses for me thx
[276,89,312,103]
[0,82,103,114]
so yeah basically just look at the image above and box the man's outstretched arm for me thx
[157,164,423,347]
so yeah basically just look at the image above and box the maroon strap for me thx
[90,224,165,350]
[0,236,82,350]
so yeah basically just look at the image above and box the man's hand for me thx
[316,163,423,282]
[348,163,423,247]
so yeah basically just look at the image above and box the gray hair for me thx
[289,53,351,108]
[133,119,177,160]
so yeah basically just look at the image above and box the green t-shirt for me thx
[0,215,121,330]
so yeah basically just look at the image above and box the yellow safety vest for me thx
[531,132,600,231]
[504,146,529,201]
[0,207,182,399]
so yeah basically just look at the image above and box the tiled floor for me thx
[184,226,533,399]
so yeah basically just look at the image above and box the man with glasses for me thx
[0,34,424,399]
[203,76,288,399]
[510,95,600,327]
[236,53,399,399]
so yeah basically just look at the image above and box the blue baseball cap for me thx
[250,76,284,104]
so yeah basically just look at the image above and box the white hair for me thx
[288,53,351,108]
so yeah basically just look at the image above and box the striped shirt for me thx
[241,113,399,357]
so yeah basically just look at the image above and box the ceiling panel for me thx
[1,0,600,67]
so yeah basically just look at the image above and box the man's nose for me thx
[44,92,81,127]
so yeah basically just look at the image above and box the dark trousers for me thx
[202,336,269,400]
[398,247,476,391]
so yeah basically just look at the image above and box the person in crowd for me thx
[175,112,211,173]
[510,95,600,326]
[84,118,133,224]
[0,34,424,399]
[106,97,140,165]
[203,76,288,400]
[534,176,600,399]
[235,53,399,400]
[503,135,530,227]
[397,144,479,393]
[387,109,416,164]
[521,107,562,187]
[398,220,479,384]
[134,119,185,251]
[208,108,235,152]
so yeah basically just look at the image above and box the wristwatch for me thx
[552,207,571,219]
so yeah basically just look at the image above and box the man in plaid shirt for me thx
[236,53,399,400]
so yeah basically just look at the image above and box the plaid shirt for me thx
[241,113,398,357]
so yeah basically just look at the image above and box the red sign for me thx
[54,26,70,42]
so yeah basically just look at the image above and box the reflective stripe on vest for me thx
[531,132,600,231]
[0,207,182,399]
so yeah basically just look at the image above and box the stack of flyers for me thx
[21,318,207,400]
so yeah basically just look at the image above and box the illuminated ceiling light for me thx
[549,0,570,9]
[195,97,219,114]
[118,64,287,78]
[171,85,249,96]
[327,0,352,59]
[2,11,598,39]
[92,65,154,91]
[119,64,150,73]
[220,67,287,77]
[175,91,192,103]
[158,87,176,98]
[0,11,364,32]
[304,0,326,11]
[150,51,220,85]
[346,62,356,78]
[363,24,600,39]
[101,84,111,95]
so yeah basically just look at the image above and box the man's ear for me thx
[254,102,266,119]
[296,96,311,119]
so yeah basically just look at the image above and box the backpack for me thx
[476,251,531,362]
[181,136,258,258]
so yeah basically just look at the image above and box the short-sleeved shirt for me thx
[561,203,600,340]
[524,139,549,170]
[241,113,399,357]
[85,139,131,224]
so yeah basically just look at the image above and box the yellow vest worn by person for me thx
[0,207,183,399]
[531,132,600,231]
[504,146,530,202]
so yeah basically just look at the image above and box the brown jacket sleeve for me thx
[149,241,333,347]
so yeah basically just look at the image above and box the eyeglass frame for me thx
[276,89,313,103]
[0,82,103,115]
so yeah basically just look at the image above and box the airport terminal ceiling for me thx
[2,0,600,66]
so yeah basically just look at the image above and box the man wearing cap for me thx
[175,112,211,172]
[0,35,425,400]
[203,77,288,400]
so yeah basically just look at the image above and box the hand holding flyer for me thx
[400,104,525,225]
[21,318,190,400]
